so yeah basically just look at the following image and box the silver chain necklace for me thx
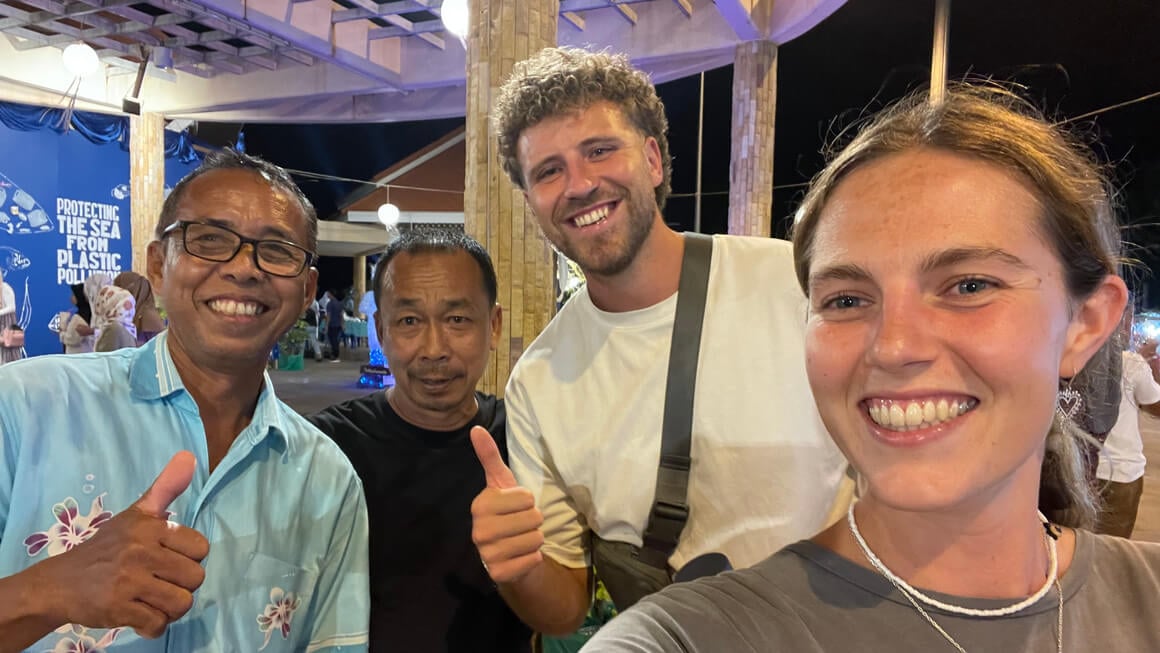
[847,504,1064,652]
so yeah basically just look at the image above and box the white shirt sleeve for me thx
[1130,353,1160,407]
[505,373,590,569]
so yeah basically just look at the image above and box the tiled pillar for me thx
[129,112,165,272]
[464,0,559,396]
[728,40,777,237]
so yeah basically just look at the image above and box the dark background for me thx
[195,0,1160,305]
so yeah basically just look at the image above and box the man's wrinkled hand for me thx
[36,451,209,639]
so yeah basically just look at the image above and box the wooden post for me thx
[463,0,559,396]
[727,40,778,237]
[129,112,165,272]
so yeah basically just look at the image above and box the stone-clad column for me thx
[353,255,367,306]
[129,112,165,272]
[728,40,777,237]
[464,0,559,396]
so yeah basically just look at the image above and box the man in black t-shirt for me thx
[309,231,531,653]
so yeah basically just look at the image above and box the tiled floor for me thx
[269,352,381,416]
[268,359,1160,543]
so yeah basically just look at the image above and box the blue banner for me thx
[0,101,200,356]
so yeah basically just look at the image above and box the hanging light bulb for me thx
[62,43,100,77]
[441,0,469,40]
[377,203,400,227]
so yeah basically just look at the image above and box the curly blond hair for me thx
[493,46,672,211]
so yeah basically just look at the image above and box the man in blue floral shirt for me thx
[0,149,369,652]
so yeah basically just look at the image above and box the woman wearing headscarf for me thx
[59,283,95,354]
[114,271,164,345]
[0,270,23,364]
[84,272,112,314]
[93,285,137,352]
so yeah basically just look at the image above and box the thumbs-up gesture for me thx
[34,452,210,639]
[470,427,545,584]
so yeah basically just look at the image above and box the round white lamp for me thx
[62,43,100,77]
[441,0,469,40]
[377,203,400,227]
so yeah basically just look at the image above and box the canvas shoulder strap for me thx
[637,231,713,569]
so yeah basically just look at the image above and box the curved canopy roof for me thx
[0,0,845,122]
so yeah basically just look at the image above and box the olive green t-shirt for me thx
[583,530,1160,652]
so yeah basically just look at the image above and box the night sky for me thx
[203,0,1160,304]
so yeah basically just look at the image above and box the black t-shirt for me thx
[308,392,531,653]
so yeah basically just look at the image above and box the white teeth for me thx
[210,299,264,317]
[573,205,610,227]
[889,404,906,428]
[867,397,977,431]
[905,403,923,427]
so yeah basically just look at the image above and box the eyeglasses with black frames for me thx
[161,220,315,278]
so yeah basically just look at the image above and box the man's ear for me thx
[644,137,663,188]
[489,303,503,351]
[146,240,168,293]
[1059,274,1129,377]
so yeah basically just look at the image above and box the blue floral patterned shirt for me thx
[0,332,370,652]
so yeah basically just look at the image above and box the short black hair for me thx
[154,148,318,251]
[373,230,498,309]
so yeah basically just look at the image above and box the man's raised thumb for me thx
[134,451,197,517]
[470,426,517,490]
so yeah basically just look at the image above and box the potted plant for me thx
[277,319,308,371]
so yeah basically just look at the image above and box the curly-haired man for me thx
[469,47,849,635]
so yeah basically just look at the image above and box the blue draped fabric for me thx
[0,100,200,163]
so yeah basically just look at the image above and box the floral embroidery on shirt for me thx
[257,587,301,650]
[24,495,114,557]
[46,624,123,652]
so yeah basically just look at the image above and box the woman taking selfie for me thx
[583,87,1160,651]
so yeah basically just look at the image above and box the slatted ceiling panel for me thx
[0,0,321,76]
[1,0,697,83]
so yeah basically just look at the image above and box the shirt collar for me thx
[129,331,292,454]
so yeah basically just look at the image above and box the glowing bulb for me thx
[441,0,469,39]
[377,203,400,226]
[62,43,100,77]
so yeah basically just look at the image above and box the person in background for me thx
[84,272,112,311]
[93,285,138,352]
[582,86,1160,652]
[304,295,324,361]
[1094,326,1160,537]
[59,283,95,354]
[309,230,530,652]
[114,271,166,345]
[326,288,346,362]
[1139,338,1160,384]
[0,269,23,364]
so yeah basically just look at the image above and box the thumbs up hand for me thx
[31,452,210,639]
[469,427,545,584]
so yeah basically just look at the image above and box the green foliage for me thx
[279,319,309,350]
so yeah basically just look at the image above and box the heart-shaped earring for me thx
[1056,385,1083,421]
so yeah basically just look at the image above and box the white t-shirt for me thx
[1097,351,1160,483]
[506,235,848,572]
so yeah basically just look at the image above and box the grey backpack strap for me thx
[637,232,713,569]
